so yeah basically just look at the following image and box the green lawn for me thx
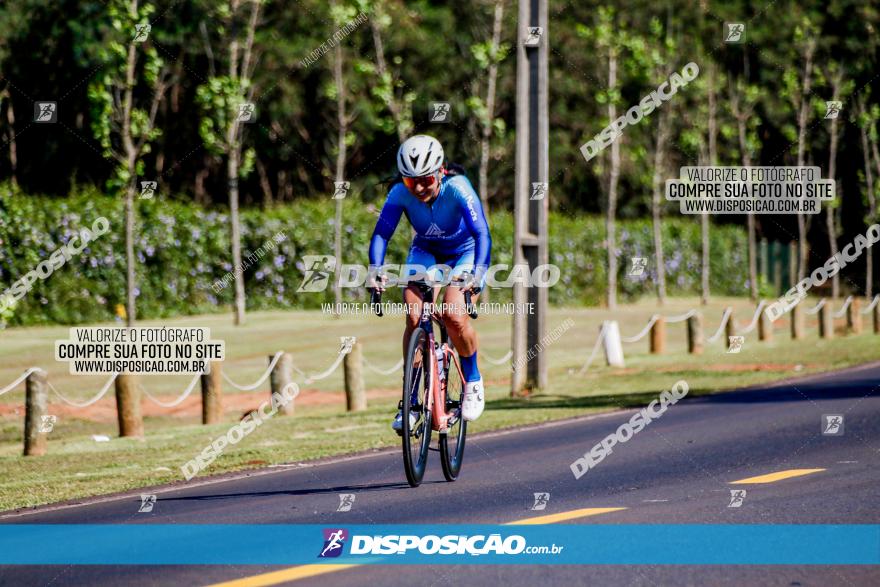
[1,296,877,512]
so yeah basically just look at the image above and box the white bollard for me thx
[602,321,625,367]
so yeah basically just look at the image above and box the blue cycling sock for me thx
[459,351,481,382]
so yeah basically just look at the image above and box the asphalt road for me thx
[2,362,879,586]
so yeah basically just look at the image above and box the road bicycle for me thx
[371,281,477,487]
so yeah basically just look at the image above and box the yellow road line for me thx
[730,468,826,484]
[506,507,627,525]
[204,564,359,587]
[203,507,626,586]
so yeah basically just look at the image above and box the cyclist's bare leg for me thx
[440,286,478,356]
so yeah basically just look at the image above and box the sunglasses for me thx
[403,173,439,190]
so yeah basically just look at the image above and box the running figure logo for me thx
[727,336,744,353]
[336,494,355,512]
[238,103,256,123]
[297,255,336,292]
[140,181,157,200]
[530,182,548,201]
[333,182,350,200]
[724,23,745,43]
[824,101,842,120]
[629,257,647,277]
[133,23,151,43]
[138,494,156,513]
[728,489,746,508]
[524,27,543,47]
[340,337,356,355]
[39,415,57,433]
[34,102,57,123]
[531,492,550,511]
[318,529,348,558]
[822,414,844,435]
[429,102,451,123]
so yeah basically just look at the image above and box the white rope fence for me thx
[483,350,514,365]
[621,315,659,343]
[738,301,767,334]
[0,367,44,397]
[141,374,201,408]
[577,321,609,375]
[805,298,826,315]
[363,357,404,375]
[222,351,285,391]
[832,296,853,319]
[862,295,880,314]
[706,307,733,343]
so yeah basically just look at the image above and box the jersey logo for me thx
[425,223,445,237]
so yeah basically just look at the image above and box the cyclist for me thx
[368,134,491,432]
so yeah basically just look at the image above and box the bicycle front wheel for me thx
[402,327,432,487]
[440,346,467,481]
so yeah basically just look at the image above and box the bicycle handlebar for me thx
[370,288,383,317]
[464,290,478,320]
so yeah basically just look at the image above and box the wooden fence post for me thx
[650,316,666,354]
[847,298,862,335]
[724,307,736,347]
[24,370,49,456]
[791,303,805,340]
[344,341,366,412]
[115,373,144,437]
[818,300,833,339]
[874,300,880,334]
[269,353,294,416]
[758,303,773,342]
[687,313,703,355]
[201,362,223,424]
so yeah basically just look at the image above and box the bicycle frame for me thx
[414,286,459,433]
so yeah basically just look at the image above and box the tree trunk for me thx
[228,146,246,325]
[651,111,669,305]
[860,99,876,297]
[825,75,842,299]
[370,2,406,143]
[2,89,18,188]
[333,40,348,312]
[733,100,758,301]
[795,40,816,281]
[121,27,138,327]
[606,49,619,310]
[702,64,717,306]
[256,157,273,208]
[478,0,504,212]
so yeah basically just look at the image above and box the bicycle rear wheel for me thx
[439,346,467,481]
[402,327,432,487]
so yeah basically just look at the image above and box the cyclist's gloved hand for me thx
[457,271,481,295]
[367,268,388,293]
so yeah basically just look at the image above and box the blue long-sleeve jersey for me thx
[369,174,492,276]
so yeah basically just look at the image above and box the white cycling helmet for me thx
[397,135,445,177]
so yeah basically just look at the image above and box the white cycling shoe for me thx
[461,378,485,421]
